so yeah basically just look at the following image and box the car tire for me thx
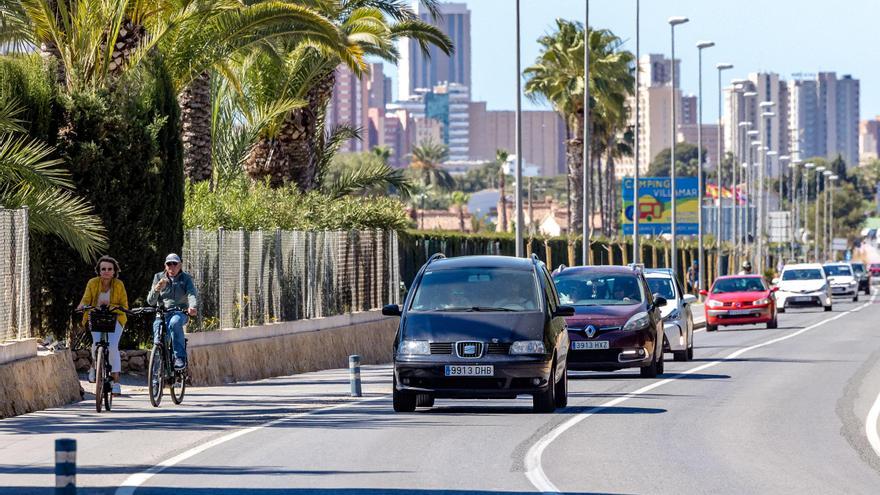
[533,361,557,413]
[673,349,687,361]
[853,294,859,302]
[778,307,786,313]
[392,376,416,413]
[640,352,659,378]
[706,323,717,332]
[554,363,568,409]
[416,394,434,409]
[824,304,833,312]
[656,348,665,375]
[686,345,694,361]
[767,316,778,329]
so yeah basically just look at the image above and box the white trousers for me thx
[91,322,123,373]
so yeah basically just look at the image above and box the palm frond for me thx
[323,159,414,200]
[0,133,71,190]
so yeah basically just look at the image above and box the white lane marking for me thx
[525,292,877,493]
[115,395,387,495]
[867,388,880,459]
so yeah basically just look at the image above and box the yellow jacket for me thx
[80,277,129,327]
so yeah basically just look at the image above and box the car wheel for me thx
[778,307,785,313]
[416,394,434,409]
[706,323,718,332]
[686,345,694,361]
[824,304,833,312]
[533,360,557,413]
[554,363,568,409]
[656,348,665,375]
[392,376,416,413]
[853,294,859,302]
[640,352,659,378]
[766,316,778,329]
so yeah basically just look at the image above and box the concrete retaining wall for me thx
[187,310,398,386]
[0,350,81,419]
[0,338,38,365]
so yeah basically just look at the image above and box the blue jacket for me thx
[146,271,198,310]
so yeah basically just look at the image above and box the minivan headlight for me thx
[510,340,546,354]
[706,299,724,308]
[623,311,650,331]
[397,340,430,356]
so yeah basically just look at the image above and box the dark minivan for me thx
[552,265,667,377]
[383,254,573,413]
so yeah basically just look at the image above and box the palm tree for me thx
[0,99,106,261]
[450,190,470,232]
[408,140,453,190]
[496,149,509,232]
[246,0,453,191]
[524,19,634,234]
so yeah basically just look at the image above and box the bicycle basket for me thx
[89,311,118,333]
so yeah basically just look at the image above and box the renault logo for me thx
[585,325,598,338]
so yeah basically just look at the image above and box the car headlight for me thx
[397,340,430,356]
[623,311,651,331]
[510,340,546,354]
[752,298,770,305]
[663,308,680,321]
[706,299,724,308]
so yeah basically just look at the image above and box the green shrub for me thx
[184,178,409,231]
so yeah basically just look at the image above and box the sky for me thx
[383,0,879,122]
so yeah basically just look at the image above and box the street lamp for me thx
[668,16,689,278]
[747,131,761,253]
[514,0,524,256]
[633,0,642,263]
[715,63,733,277]
[581,0,590,264]
[829,174,838,260]
[695,40,714,291]
[814,165,826,260]
[758,106,775,272]
[789,160,800,260]
[735,121,752,261]
[803,162,815,259]
[823,169,832,260]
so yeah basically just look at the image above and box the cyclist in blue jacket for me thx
[146,253,198,370]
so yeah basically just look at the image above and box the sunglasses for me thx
[165,261,179,266]
[100,267,115,272]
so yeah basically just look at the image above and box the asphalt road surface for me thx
[2,293,880,494]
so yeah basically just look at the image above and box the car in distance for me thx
[823,263,859,302]
[774,263,832,312]
[850,262,871,295]
[869,263,880,282]
[384,254,572,413]
[701,275,778,331]
[645,268,696,362]
[552,265,667,378]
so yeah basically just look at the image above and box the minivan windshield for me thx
[553,273,644,306]
[823,265,852,277]
[410,268,539,312]
[712,277,766,293]
[851,263,865,274]
[782,269,824,281]
[647,278,676,301]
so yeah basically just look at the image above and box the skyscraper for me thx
[398,2,471,101]
[787,72,860,168]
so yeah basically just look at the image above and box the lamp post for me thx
[829,174,838,260]
[814,165,826,260]
[668,16,689,279]
[715,63,733,276]
[514,0,524,256]
[748,131,761,254]
[735,119,751,267]
[823,169,832,260]
[789,160,799,260]
[757,104,775,272]
[696,40,714,291]
[581,0,590,264]
[632,0,641,264]
[766,150,778,264]
[803,162,815,261]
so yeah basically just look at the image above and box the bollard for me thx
[349,354,362,397]
[55,438,76,494]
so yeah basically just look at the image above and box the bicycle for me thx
[129,305,188,407]
[72,305,123,413]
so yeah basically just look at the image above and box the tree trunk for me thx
[567,115,584,233]
[459,207,466,232]
[499,170,508,232]
[179,71,213,183]
[288,69,336,190]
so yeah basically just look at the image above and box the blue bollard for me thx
[349,355,362,397]
[55,438,76,494]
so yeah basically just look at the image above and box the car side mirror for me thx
[554,305,575,317]
[654,296,667,308]
[382,304,401,317]
[770,286,779,293]
[772,278,780,285]
[683,294,697,305]
[699,290,709,297]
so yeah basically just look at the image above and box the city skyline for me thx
[380,0,876,125]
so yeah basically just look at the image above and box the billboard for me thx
[621,177,699,235]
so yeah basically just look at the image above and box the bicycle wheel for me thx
[148,345,164,407]
[95,347,106,413]
[170,369,186,404]
[103,349,112,412]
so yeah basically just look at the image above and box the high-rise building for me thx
[366,63,391,109]
[639,53,680,88]
[724,73,788,177]
[326,65,370,153]
[835,74,860,167]
[860,118,880,164]
[681,94,698,125]
[399,2,471,101]
[786,72,860,167]
[789,77,821,160]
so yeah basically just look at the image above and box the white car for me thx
[645,269,696,361]
[774,263,833,312]
[823,263,859,302]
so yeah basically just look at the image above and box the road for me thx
[2,294,880,494]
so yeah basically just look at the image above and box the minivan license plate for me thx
[445,365,493,376]
[573,341,609,350]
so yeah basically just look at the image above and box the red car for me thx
[869,263,880,278]
[700,275,778,332]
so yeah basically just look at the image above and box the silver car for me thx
[646,269,696,362]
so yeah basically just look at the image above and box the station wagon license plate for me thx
[444,365,493,377]
[572,341,609,350]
